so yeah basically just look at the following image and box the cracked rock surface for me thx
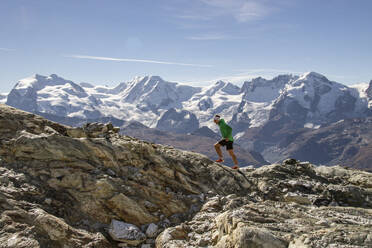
[0,104,371,247]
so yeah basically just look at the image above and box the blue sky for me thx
[1,0,371,92]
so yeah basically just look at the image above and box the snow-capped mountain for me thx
[269,72,369,125]
[5,72,371,130]
[6,74,103,119]
[121,76,199,110]
[241,74,298,102]
[229,72,371,135]
[5,74,200,128]
[182,80,243,132]
[229,74,299,132]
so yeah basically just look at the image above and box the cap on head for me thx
[214,115,220,121]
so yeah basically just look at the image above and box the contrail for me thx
[64,54,213,68]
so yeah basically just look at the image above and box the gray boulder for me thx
[108,220,146,245]
[145,223,159,238]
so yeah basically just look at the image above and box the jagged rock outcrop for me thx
[157,162,372,247]
[0,104,371,247]
[0,104,252,247]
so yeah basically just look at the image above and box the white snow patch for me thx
[349,83,368,95]
[234,131,245,140]
[16,76,38,89]
[241,101,272,128]
[304,123,320,129]
[349,83,368,98]
[0,93,7,104]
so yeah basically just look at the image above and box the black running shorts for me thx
[218,139,234,150]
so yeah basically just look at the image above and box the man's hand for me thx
[225,138,229,141]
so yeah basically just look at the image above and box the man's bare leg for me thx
[228,149,239,168]
[214,143,223,160]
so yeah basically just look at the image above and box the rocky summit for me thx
[0,104,371,248]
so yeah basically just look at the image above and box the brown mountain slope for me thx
[280,118,372,170]
[238,113,372,170]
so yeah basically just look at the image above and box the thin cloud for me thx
[200,0,272,22]
[183,74,256,86]
[0,48,15,52]
[186,33,251,40]
[64,54,213,68]
[234,68,304,74]
[187,34,228,40]
[177,15,212,21]
[184,68,304,86]
[235,69,346,81]
[172,0,291,23]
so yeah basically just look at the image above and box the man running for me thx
[213,114,239,169]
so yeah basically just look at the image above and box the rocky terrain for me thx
[0,104,371,247]
[15,110,264,167]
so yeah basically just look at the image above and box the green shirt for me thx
[218,119,234,141]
